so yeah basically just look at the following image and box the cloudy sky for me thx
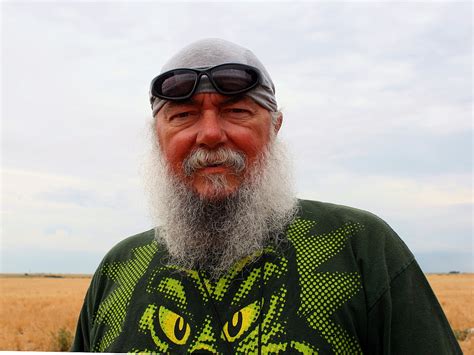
[2,1,472,274]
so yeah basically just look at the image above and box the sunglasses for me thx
[150,63,261,101]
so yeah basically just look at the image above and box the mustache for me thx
[183,147,246,176]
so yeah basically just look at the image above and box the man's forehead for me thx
[161,94,259,113]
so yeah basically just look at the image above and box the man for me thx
[72,39,461,354]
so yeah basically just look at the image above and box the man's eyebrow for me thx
[163,99,197,115]
[162,95,253,115]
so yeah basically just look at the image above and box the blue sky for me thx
[1,1,472,274]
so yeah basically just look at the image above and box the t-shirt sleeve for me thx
[71,264,104,352]
[71,291,92,352]
[70,231,157,352]
[366,260,462,355]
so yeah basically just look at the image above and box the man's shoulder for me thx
[296,199,414,279]
[297,198,388,227]
[296,198,412,257]
[101,228,158,262]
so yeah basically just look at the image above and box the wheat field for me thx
[0,275,90,351]
[0,273,472,352]
[427,273,474,354]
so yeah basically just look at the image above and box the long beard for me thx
[143,137,298,280]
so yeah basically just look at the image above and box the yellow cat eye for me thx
[158,305,191,345]
[222,300,261,342]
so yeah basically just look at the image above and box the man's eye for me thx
[175,112,190,119]
[169,111,196,121]
[223,108,251,117]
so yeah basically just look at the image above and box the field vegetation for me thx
[0,273,472,352]
[0,275,90,351]
[427,273,473,354]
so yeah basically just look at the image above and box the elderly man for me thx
[72,39,461,354]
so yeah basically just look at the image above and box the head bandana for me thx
[150,38,278,116]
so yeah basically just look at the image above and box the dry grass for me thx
[0,275,91,351]
[0,273,472,352]
[427,273,474,354]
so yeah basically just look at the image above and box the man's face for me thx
[155,93,280,199]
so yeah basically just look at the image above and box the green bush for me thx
[50,327,73,351]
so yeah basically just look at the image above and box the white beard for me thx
[143,135,298,280]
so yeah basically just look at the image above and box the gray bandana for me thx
[149,38,278,116]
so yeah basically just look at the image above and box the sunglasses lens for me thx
[151,65,260,100]
[211,66,259,94]
[154,70,197,98]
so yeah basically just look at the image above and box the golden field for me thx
[0,273,472,352]
[0,275,91,351]
[427,273,474,354]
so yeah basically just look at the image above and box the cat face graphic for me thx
[134,250,294,353]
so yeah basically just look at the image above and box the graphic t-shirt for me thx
[72,200,461,354]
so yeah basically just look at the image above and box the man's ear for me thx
[273,112,283,134]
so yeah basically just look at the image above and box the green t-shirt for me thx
[72,200,461,354]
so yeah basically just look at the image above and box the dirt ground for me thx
[0,273,472,352]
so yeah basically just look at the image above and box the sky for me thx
[1,1,472,274]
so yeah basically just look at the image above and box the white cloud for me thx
[2,168,150,252]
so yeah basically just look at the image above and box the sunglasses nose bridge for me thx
[196,71,208,83]
[193,71,220,95]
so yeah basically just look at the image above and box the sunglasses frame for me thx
[150,63,262,101]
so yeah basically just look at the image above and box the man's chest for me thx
[90,250,366,354]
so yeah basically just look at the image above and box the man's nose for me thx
[195,108,227,148]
